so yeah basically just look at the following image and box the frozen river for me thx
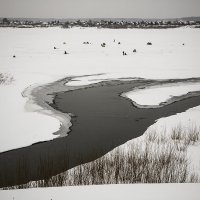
[1,79,200,187]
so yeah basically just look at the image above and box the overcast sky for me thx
[0,0,200,19]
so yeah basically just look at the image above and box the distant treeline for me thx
[1,18,200,29]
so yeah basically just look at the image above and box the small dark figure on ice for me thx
[123,51,127,56]
[101,43,106,47]
[147,42,152,45]
[133,49,137,53]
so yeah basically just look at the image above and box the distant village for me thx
[1,18,200,29]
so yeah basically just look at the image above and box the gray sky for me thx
[0,0,200,19]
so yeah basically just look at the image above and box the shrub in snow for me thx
[171,125,200,145]
[0,73,14,85]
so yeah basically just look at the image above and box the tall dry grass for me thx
[3,125,200,189]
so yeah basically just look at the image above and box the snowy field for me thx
[1,184,200,200]
[0,27,200,199]
[0,27,200,152]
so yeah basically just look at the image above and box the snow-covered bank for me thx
[1,184,199,200]
[123,83,200,106]
[0,27,200,152]
[0,78,60,152]
[151,106,200,176]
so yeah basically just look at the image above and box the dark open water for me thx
[0,79,200,187]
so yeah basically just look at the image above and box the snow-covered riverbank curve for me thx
[0,27,200,152]
[123,82,200,107]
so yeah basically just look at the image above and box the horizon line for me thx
[1,16,200,20]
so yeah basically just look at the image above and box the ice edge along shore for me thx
[23,76,200,146]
